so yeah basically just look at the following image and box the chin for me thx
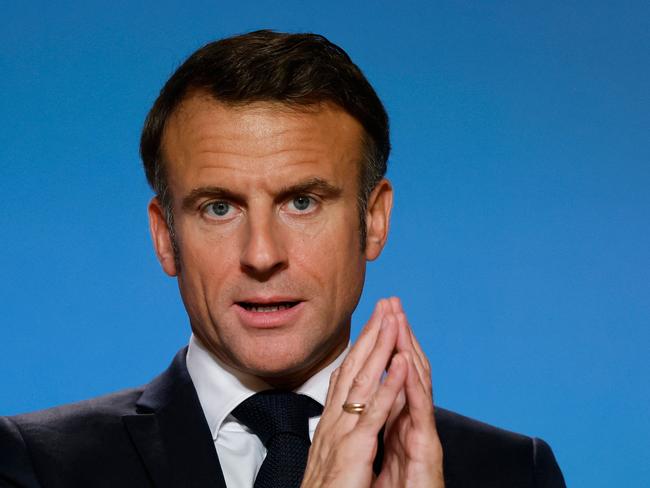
[233,338,317,380]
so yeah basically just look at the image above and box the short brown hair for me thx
[140,30,390,248]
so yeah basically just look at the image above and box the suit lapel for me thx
[123,413,171,488]
[123,348,227,488]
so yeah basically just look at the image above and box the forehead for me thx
[161,95,364,190]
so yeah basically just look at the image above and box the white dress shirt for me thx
[186,334,349,488]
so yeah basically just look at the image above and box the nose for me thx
[240,211,288,280]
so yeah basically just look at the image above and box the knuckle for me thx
[424,365,433,381]
[352,372,369,388]
[340,356,356,374]
[423,357,432,372]
[424,364,431,383]
[366,396,379,411]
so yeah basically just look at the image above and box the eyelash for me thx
[200,195,320,220]
[286,195,318,214]
[202,200,236,219]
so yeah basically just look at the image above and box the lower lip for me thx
[233,302,305,329]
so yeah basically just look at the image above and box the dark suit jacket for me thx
[0,348,566,487]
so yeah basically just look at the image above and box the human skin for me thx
[302,298,444,487]
[148,94,443,484]
[148,95,393,389]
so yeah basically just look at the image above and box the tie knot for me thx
[232,390,323,446]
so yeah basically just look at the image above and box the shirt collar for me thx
[186,334,349,440]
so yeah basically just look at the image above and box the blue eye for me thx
[292,196,312,211]
[285,195,319,215]
[207,201,232,217]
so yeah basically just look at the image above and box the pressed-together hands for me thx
[302,298,444,487]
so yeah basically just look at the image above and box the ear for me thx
[364,178,393,261]
[148,197,178,277]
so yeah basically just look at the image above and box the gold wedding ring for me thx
[342,402,366,414]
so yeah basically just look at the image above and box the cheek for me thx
[287,214,364,294]
[279,211,327,238]
[177,226,241,295]
[178,214,242,260]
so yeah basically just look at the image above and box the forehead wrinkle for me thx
[163,95,365,189]
[190,147,336,168]
[194,128,342,163]
[190,145,359,185]
[183,156,354,206]
[190,160,341,189]
[175,97,358,149]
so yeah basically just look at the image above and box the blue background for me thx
[1,1,648,486]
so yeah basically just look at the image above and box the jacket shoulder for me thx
[435,407,565,488]
[1,387,147,487]
[7,387,143,428]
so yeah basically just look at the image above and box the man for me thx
[0,30,566,487]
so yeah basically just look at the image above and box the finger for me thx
[386,388,406,428]
[384,296,430,395]
[387,298,434,405]
[323,367,341,408]
[389,299,432,390]
[344,313,399,406]
[406,321,430,376]
[388,296,428,370]
[355,353,407,434]
[343,299,387,367]
[317,368,348,432]
[386,297,416,361]
[328,299,388,410]
[407,326,434,401]
[395,312,431,383]
[387,296,402,315]
[395,312,429,390]
[351,298,387,359]
[403,352,436,428]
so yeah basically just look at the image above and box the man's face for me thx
[149,95,391,386]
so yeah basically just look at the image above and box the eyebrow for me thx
[181,186,246,211]
[181,177,343,211]
[274,177,343,203]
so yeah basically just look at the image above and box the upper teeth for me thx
[246,304,291,312]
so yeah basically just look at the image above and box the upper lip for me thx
[235,296,302,305]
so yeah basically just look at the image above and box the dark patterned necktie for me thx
[231,390,323,488]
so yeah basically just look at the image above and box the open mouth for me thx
[238,301,300,313]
